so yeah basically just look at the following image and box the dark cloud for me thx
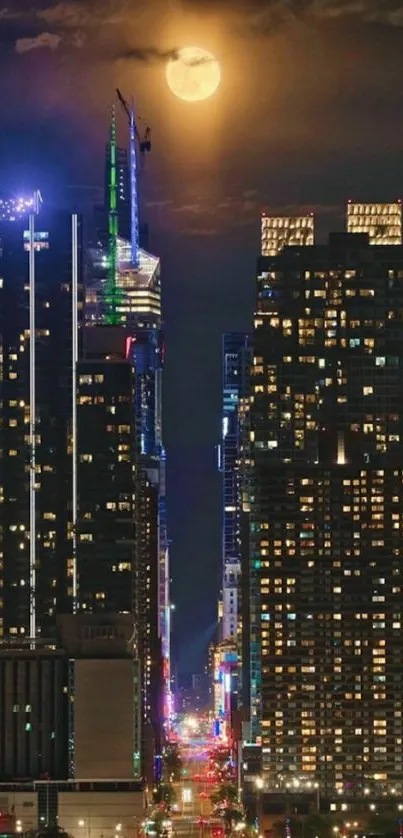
[116,46,215,65]
[4,0,403,61]
[117,46,179,63]
[179,0,403,30]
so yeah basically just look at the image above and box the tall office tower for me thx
[0,212,82,639]
[249,229,403,799]
[75,327,142,779]
[136,467,164,780]
[85,102,170,771]
[347,201,403,245]
[124,285,169,768]
[220,334,251,643]
[261,213,315,256]
[239,382,252,711]
[77,327,136,614]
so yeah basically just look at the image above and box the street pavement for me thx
[170,731,218,838]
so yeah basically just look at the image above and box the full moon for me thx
[166,47,221,102]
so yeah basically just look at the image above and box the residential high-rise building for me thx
[220,334,251,643]
[0,212,82,640]
[347,201,402,245]
[249,227,403,799]
[261,213,315,256]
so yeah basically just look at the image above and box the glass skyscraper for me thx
[220,333,251,643]
[0,212,82,639]
[84,109,170,772]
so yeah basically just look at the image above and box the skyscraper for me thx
[261,213,315,256]
[85,100,170,770]
[75,327,143,780]
[77,327,136,614]
[220,334,251,643]
[347,200,403,245]
[249,226,403,799]
[0,212,82,639]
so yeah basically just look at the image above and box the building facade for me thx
[77,327,136,615]
[347,201,402,245]
[136,468,164,778]
[83,104,170,775]
[58,613,141,781]
[0,212,82,640]
[261,213,315,256]
[0,644,69,781]
[220,334,251,643]
[249,228,403,798]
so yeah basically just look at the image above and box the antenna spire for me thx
[105,104,121,324]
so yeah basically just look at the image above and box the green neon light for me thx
[105,105,122,325]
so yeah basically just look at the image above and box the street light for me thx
[255,777,264,832]
[78,818,91,838]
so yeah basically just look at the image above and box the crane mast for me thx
[129,103,140,269]
[116,88,151,270]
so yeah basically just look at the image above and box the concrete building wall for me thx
[58,791,144,838]
[74,659,134,779]
[0,790,38,832]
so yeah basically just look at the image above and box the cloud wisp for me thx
[7,0,403,60]
[15,31,61,52]
[117,46,179,63]
[182,0,403,30]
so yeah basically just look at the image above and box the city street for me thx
[170,720,218,838]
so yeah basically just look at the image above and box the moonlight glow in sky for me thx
[166,47,221,102]
[4,0,403,676]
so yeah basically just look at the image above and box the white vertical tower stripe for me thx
[72,214,78,608]
[29,213,36,640]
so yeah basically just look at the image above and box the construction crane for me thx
[116,88,151,269]
[116,88,151,154]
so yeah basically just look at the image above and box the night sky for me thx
[3,0,403,676]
